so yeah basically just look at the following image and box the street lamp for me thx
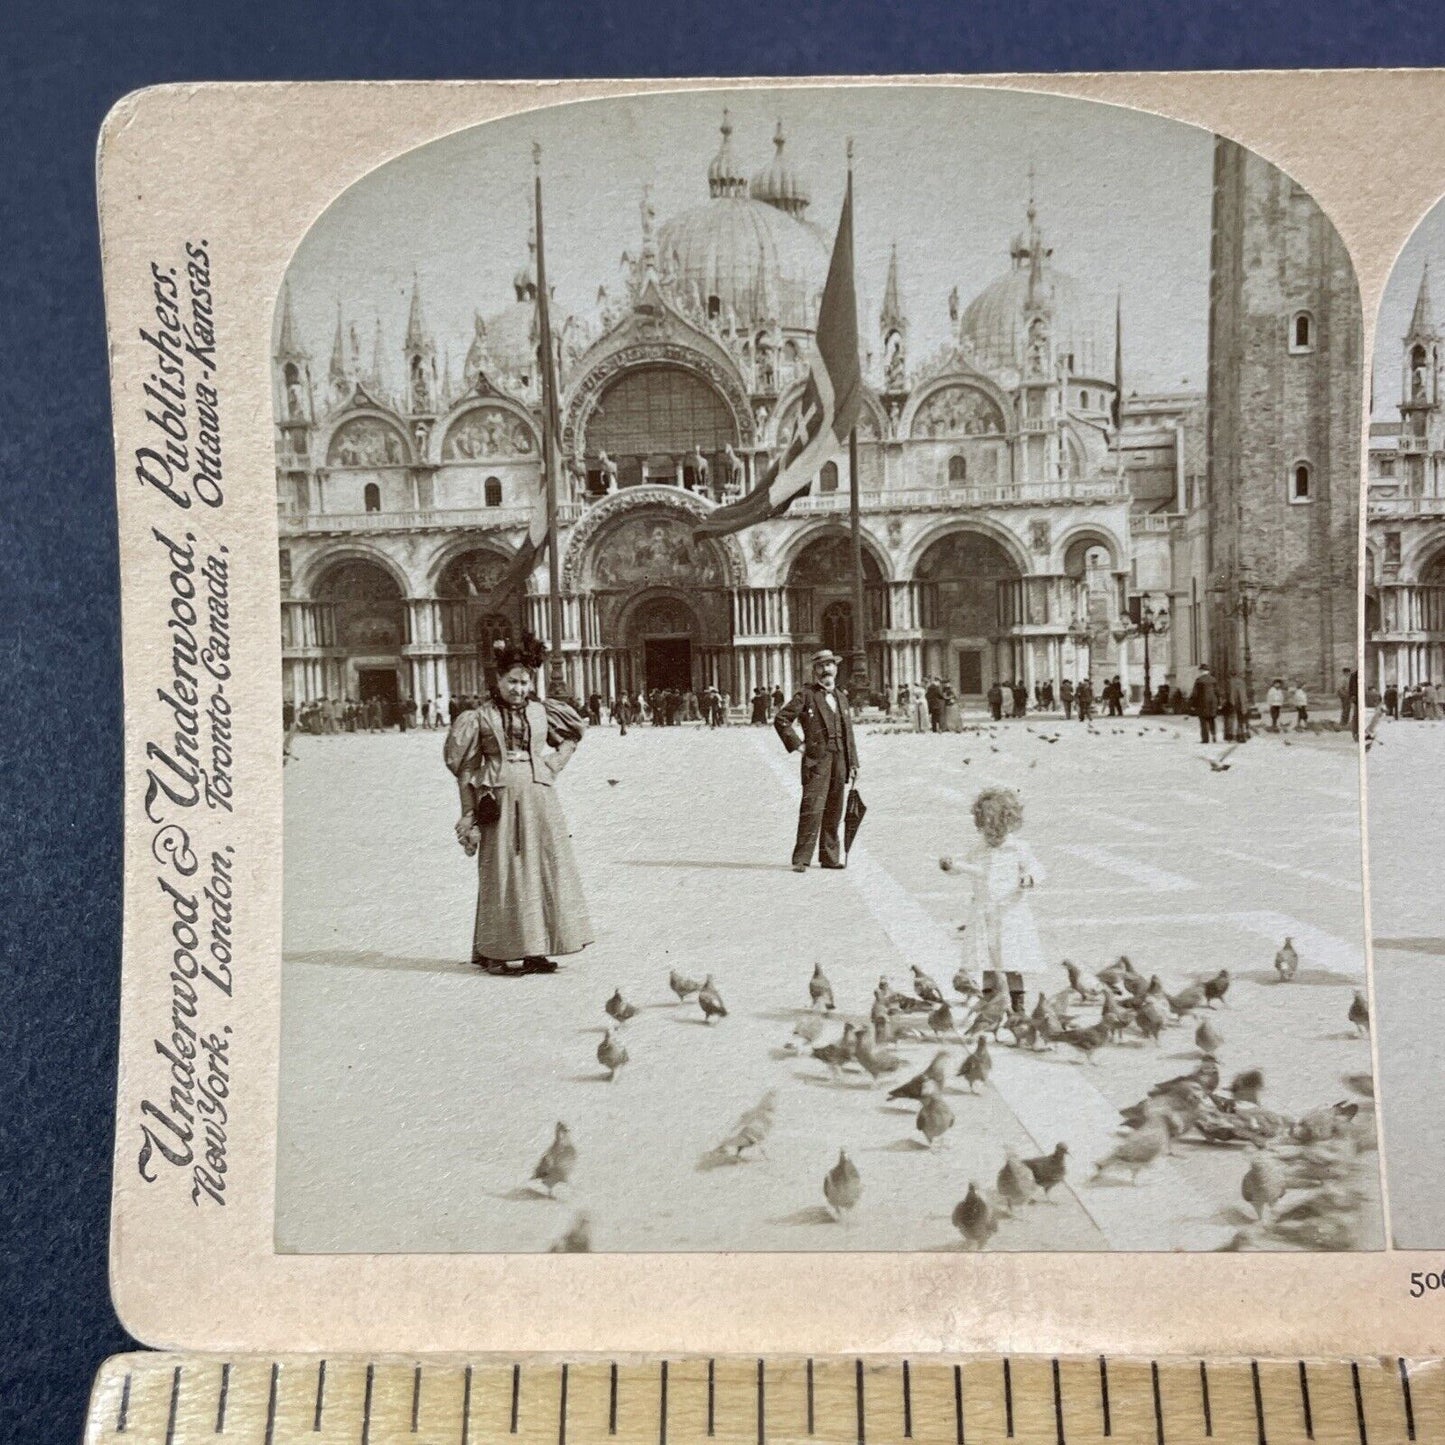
[1112,594,1170,713]
[1210,572,1261,706]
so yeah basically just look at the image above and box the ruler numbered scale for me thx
[88,1354,1439,1444]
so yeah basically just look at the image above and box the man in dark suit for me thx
[774,649,860,871]
[1190,664,1220,743]
[925,677,944,732]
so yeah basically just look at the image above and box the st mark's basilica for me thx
[275,119,1357,713]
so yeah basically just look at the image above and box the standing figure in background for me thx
[774,649,860,873]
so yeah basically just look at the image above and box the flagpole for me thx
[534,143,567,700]
[845,140,869,708]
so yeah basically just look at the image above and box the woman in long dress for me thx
[941,684,963,732]
[444,634,593,976]
[941,787,1046,1012]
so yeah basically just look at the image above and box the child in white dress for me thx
[940,787,1047,1011]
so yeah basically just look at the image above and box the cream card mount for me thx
[99,72,1445,1357]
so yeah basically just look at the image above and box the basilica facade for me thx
[275,121,1348,714]
[1367,263,1445,688]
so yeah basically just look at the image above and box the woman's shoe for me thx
[521,955,560,974]
[474,957,518,976]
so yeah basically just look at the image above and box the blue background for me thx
[2,3,1442,1440]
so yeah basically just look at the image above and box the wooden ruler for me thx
[86,1354,1439,1444]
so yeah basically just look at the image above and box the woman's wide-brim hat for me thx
[810,649,842,667]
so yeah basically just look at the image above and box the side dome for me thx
[958,208,1112,379]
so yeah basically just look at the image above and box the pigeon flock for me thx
[534,942,1378,1254]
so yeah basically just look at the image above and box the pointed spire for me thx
[276,285,302,358]
[328,301,348,384]
[405,272,431,352]
[1410,263,1437,338]
[880,242,905,334]
[1024,188,1047,315]
[368,315,387,397]
[464,310,488,389]
[708,108,746,198]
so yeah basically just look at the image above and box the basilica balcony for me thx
[786,480,1127,515]
[1129,513,1178,534]
[1369,495,1445,518]
[1396,435,1430,453]
[278,504,584,536]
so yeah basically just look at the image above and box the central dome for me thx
[657,113,829,333]
[959,211,1112,380]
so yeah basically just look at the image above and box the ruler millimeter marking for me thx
[88,1354,1436,1444]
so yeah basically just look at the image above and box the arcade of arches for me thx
[1370,544,1445,686]
[281,514,1124,710]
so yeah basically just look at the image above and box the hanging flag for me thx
[487,149,560,612]
[695,168,862,538]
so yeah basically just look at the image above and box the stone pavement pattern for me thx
[1366,718,1445,1248]
[277,714,1380,1253]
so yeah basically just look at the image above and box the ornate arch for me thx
[426,536,517,595]
[619,587,701,641]
[1055,524,1127,575]
[1400,526,1445,584]
[318,407,415,468]
[900,517,1031,578]
[292,542,412,600]
[560,289,756,459]
[770,380,888,449]
[560,486,747,590]
[434,395,540,465]
[776,521,894,584]
[900,371,1014,440]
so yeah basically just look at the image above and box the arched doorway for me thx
[582,364,740,499]
[626,594,701,693]
[786,532,887,687]
[581,505,735,697]
[312,557,407,705]
[437,548,515,697]
[914,530,1023,699]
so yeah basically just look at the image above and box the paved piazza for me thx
[277,714,1381,1254]
[1366,719,1445,1249]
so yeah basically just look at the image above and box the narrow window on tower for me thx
[1290,461,1313,504]
[484,476,503,507]
[1079,390,1090,409]
[1289,310,1315,353]
[363,482,381,513]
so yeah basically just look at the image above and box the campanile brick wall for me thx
[1206,138,1361,701]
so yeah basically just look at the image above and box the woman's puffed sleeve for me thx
[444,709,482,779]
[543,698,587,748]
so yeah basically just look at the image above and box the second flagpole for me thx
[534,142,568,701]
[845,140,870,707]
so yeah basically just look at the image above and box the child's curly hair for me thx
[972,787,1024,847]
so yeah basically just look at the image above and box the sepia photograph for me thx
[271,85,1377,1256]
[1364,197,1445,1248]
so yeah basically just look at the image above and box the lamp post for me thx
[1066,616,1093,687]
[1112,593,1170,713]
[1210,571,1260,708]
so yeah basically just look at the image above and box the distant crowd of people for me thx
[1379,680,1443,720]
[286,665,1377,743]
